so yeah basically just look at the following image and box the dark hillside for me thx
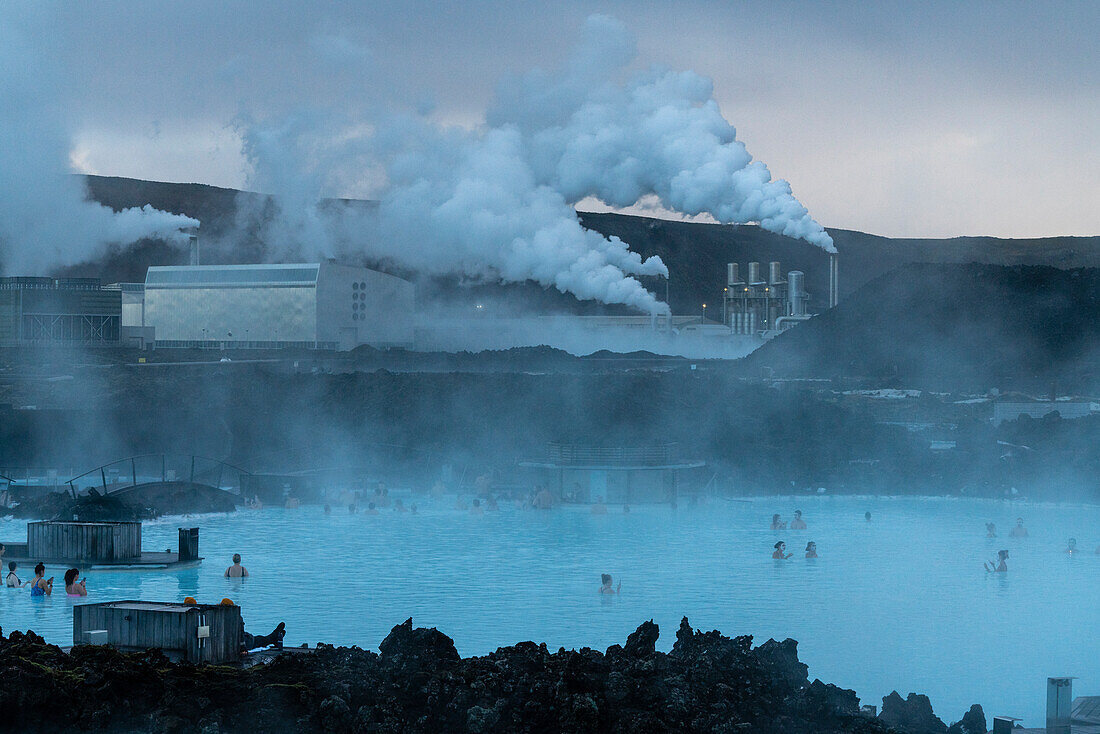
[60,176,1100,314]
[742,263,1100,392]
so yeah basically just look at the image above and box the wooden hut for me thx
[27,521,141,562]
[73,600,241,664]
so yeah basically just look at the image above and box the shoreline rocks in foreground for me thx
[0,618,984,734]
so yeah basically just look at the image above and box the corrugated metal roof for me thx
[146,264,320,287]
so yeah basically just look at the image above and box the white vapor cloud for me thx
[0,18,197,275]
[237,15,832,314]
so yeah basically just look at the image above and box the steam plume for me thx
[239,14,833,313]
[0,20,198,275]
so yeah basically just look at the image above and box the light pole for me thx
[702,303,707,324]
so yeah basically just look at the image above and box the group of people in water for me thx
[5,561,87,596]
[770,511,818,559]
[981,516,1100,572]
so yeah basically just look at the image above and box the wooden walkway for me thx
[5,551,201,570]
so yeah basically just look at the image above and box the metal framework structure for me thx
[21,313,120,343]
[65,454,253,499]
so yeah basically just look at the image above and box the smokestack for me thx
[727,263,742,286]
[768,261,784,285]
[828,254,838,308]
[788,271,806,317]
[186,227,200,266]
[747,262,762,284]
[1046,677,1073,734]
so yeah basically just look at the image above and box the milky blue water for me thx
[2,495,1098,727]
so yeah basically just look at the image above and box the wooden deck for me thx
[4,551,201,570]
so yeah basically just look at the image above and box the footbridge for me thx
[65,454,252,500]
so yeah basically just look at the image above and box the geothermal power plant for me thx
[0,230,838,353]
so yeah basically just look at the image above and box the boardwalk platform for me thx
[1,524,201,570]
[4,550,201,570]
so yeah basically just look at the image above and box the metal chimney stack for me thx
[747,262,762,284]
[787,271,806,316]
[188,234,200,266]
[828,253,838,308]
[727,263,741,286]
[1047,677,1073,734]
[768,261,785,285]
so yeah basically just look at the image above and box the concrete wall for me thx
[317,261,414,349]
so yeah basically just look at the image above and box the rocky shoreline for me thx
[0,618,984,734]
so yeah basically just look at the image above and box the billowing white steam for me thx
[0,21,198,275]
[490,15,835,254]
[241,14,832,313]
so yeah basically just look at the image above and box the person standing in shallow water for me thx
[985,549,1009,572]
[790,510,807,529]
[225,554,248,578]
[599,574,620,594]
[986,523,997,538]
[805,542,818,558]
[772,541,792,559]
[1009,518,1028,537]
[770,514,786,530]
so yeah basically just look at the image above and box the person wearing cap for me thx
[805,541,818,558]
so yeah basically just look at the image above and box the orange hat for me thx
[183,596,197,605]
[219,598,235,606]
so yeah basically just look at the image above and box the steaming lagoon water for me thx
[2,495,1098,726]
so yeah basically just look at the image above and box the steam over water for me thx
[3,495,1098,726]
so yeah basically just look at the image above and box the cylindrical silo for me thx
[768,261,784,284]
[787,270,806,316]
[747,262,762,284]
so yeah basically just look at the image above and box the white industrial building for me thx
[139,261,414,350]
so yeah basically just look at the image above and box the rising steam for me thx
[241,15,833,313]
[0,20,198,275]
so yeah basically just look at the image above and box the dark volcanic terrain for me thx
[0,618,983,734]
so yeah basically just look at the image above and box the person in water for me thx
[805,541,818,558]
[772,541,792,559]
[470,498,483,515]
[790,510,807,530]
[985,549,1009,572]
[986,522,997,538]
[1009,518,1029,537]
[64,568,87,597]
[770,514,786,530]
[599,574,621,594]
[224,554,249,578]
[534,486,553,510]
[30,563,53,596]
[1065,538,1078,554]
[366,502,380,515]
[864,511,872,522]
[6,561,28,588]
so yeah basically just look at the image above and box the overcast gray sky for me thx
[7,1,1098,239]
